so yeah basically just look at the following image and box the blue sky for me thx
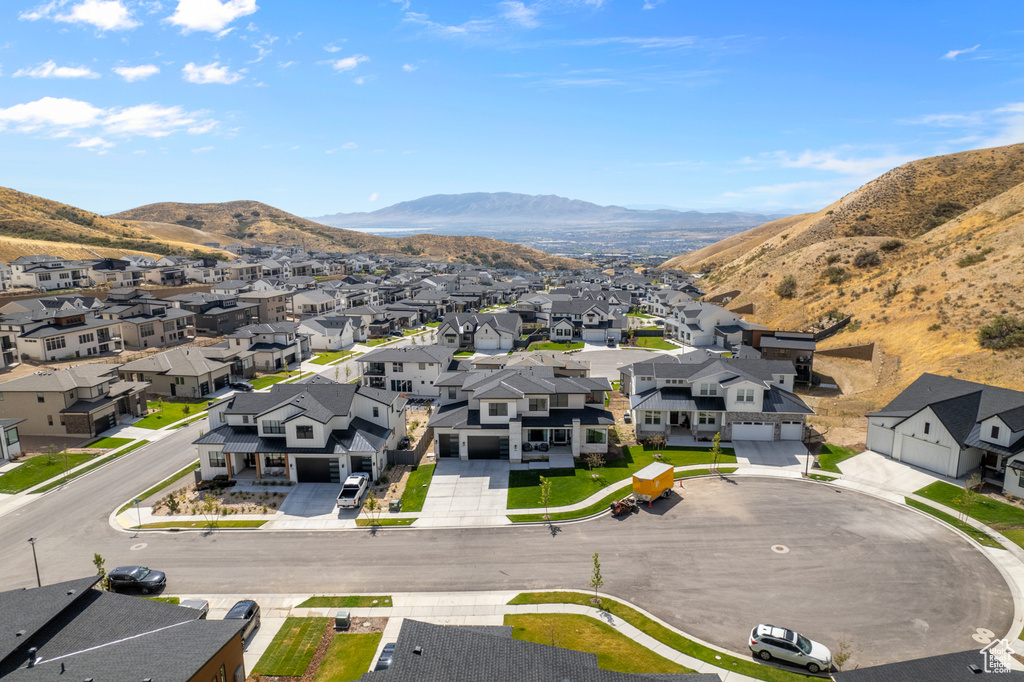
[1,1,1022,218]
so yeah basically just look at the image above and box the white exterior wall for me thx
[890,407,960,477]
[384,362,442,397]
[866,417,899,454]
[480,400,516,424]
[285,416,328,448]
[18,324,122,361]
[724,382,764,412]
[1002,467,1024,497]
[979,416,1014,448]
[199,445,228,480]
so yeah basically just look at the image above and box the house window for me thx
[448,388,457,399]
[699,383,717,396]
[45,337,66,352]
[1019,470,1024,489]
[372,406,379,418]
[445,334,457,344]
[163,321,176,332]
[488,402,509,417]
[924,422,931,435]
[208,452,226,467]
[262,420,285,434]
[47,416,53,426]
[392,362,403,372]
[586,429,606,444]
[37,273,52,282]
[242,415,250,424]
[698,412,716,425]
[419,363,427,370]
[219,412,225,423]
[644,411,661,425]
[527,429,545,441]
[5,427,18,446]
[37,392,45,403]
[78,333,94,344]
[528,398,547,412]
[551,394,569,408]
[296,425,314,439]
[737,388,755,403]
[140,324,155,338]
[992,425,1001,439]
[175,377,185,385]
[265,453,286,467]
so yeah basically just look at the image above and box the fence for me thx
[816,342,874,362]
[811,315,852,342]
[514,332,547,349]
[387,426,434,466]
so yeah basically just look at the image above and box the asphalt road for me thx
[0,431,1011,668]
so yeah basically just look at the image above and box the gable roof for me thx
[358,345,454,365]
[118,348,229,376]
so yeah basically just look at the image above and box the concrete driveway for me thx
[839,450,945,494]
[733,440,810,471]
[268,483,360,529]
[418,459,511,527]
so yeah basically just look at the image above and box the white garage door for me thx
[581,328,604,342]
[899,436,951,476]
[866,424,895,455]
[780,421,803,441]
[732,422,774,441]
[475,337,499,350]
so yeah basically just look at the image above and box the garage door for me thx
[438,434,459,458]
[476,337,499,350]
[295,457,333,482]
[866,424,895,455]
[780,421,803,441]
[731,422,774,441]
[467,436,509,460]
[898,436,951,476]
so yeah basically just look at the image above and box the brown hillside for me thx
[659,143,1024,439]
[660,213,811,271]
[0,187,232,259]
[111,201,589,271]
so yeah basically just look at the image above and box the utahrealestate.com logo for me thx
[980,637,1015,673]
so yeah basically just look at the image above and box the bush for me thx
[825,254,841,265]
[853,250,881,268]
[957,248,994,268]
[774,275,798,299]
[879,239,904,252]
[821,266,847,285]
[978,316,1024,350]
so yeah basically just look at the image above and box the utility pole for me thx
[28,538,40,587]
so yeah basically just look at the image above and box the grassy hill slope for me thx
[659,143,1024,427]
[111,200,589,271]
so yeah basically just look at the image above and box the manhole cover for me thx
[130,543,147,551]
[771,545,789,554]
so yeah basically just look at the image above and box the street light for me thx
[27,537,40,587]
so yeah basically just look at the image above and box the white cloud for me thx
[369,192,378,202]
[113,64,160,81]
[941,44,979,60]
[328,54,369,72]
[760,149,913,178]
[166,0,257,33]
[352,75,374,85]
[21,0,140,31]
[104,102,217,137]
[72,136,114,149]
[14,60,100,79]
[249,34,277,62]
[403,11,494,37]
[278,60,297,69]
[500,1,539,28]
[907,102,1024,150]
[192,145,214,152]
[402,63,418,72]
[642,0,665,8]
[182,61,244,84]
[342,141,357,149]
[324,43,345,53]
[0,97,104,132]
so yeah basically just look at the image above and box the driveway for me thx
[418,460,511,528]
[733,440,810,471]
[839,450,946,494]
[570,348,676,380]
[267,483,360,529]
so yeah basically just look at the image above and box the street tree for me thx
[590,552,603,604]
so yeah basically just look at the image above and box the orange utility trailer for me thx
[632,462,674,506]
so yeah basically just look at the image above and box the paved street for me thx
[0,430,1012,669]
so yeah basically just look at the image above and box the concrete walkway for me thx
[838,450,952,495]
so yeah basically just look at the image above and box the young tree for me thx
[539,476,552,521]
[647,433,666,453]
[93,553,107,589]
[953,473,982,523]
[364,491,382,526]
[345,365,352,382]
[182,404,192,419]
[334,366,340,382]
[200,493,219,529]
[710,432,722,474]
[832,633,859,671]
[583,451,604,472]
[590,552,603,604]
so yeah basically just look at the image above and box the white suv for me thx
[749,624,832,674]
[337,473,370,509]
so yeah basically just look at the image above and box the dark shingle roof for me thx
[833,649,1024,682]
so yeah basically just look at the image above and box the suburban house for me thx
[621,353,812,442]
[750,331,816,384]
[428,365,613,462]
[0,365,147,438]
[472,351,591,377]
[99,289,195,349]
[298,314,360,350]
[437,313,522,352]
[226,322,311,373]
[238,289,292,324]
[0,418,23,462]
[118,348,231,398]
[293,289,337,317]
[1,309,123,361]
[86,258,148,287]
[358,345,455,397]
[0,576,246,682]
[164,293,260,335]
[195,381,407,483]
[865,373,1024,486]
[9,256,91,291]
[642,288,694,316]
[664,302,755,347]
[548,300,626,345]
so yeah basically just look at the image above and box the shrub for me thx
[825,254,841,265]
[821,266,847,285]
[928,323,942,332]
[978,316,1024,350]
[853,250,881,268]
[879,239,904,252]
[957,248,994,268]
[774,275,798,299]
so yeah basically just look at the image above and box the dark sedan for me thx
[224,599,261,641]
[107,566,166,594]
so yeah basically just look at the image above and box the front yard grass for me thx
[425,321,440,327]
[505,613,692,674]
[249,372,302,390]
[816,443,858,473]
[905,498,1004,549]
[507,445,735,509]
[632,336,675,350]
[33,441,150,494]
[364,337,397,347]
[310,350,355,365]
[136,519,268,529]
[134,401,212,429]
[399,463,435,512]
[528,341,584,351]
[507,592,815,682]
[84,436,132,449]
[454,351,474,357]
[915,481,1024,548]
[297,595,393,608]
[627,311,654,318]
[355,518,416,526]
[252,617,328,677]
[0,451,100,494]
[313,632,382,682]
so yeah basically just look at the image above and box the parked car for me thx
[623,411,632,424]
[179,599,210,619]
[107,566,166,594]
[337,472,371,509]
[224,599,261,640]
[749,624,832,674]
[374,642,396,671]
[229,382,254,392]
[607,338,617,347]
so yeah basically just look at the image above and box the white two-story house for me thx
[195,380,406,483]
[664,301,757,347]
[437,313,522,352]
[549,300,626,345]
[227,322,311,373]
[622,353,811,442]
[357,345,456,398]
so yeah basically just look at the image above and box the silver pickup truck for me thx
[336,473,370,509]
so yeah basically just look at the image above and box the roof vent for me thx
[413,646,423,655]
[26,647,37,667]
[66,589,76,595]
[15,630,24,638]
[969,664,983,674]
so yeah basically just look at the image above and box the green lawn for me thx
[249,373,299,390]
[400,463,435,512]
[252,618,328,677]
[529,341,585,351]
[355,518,416,526]
[364,337,397,346]
[85,437,132,449]
[137,519,268,529]
[119,460,200,514]
[808,473,837,482]
[905,498,1004,549]
[507,593,815,682]
[403,328,425,336]
[144,596,181,605]
[632,336,675,350]
[134,401,211,429]
[32,441,150,494]
[310,350,355,365]
[506,613,692,674]
[425,321,440,327]
[297,595,393,608]
[0,451,100,494]
[454,351,474,357]
[508,468,736,523]
[816,444,858,474]
[915,481,1024,548]
[313,633,382,682]
[507,445,735,509]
